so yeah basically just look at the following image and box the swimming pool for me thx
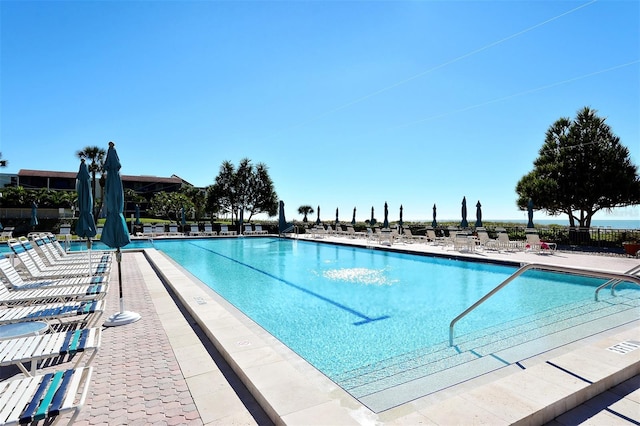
[7,237,639,409]
[134,237,639,407]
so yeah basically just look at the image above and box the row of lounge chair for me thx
[137,223,186,237]
[306,224,557,254]
[137,223,269,237]
[0,234,110,424]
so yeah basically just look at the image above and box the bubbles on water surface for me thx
[322,268,398,286]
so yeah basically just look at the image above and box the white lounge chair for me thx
[340,225,357,238]
[0,278,106,307]
[0,327,101,376]
[153,224,166,236]
[475,228,499,251]
[403,228,426,243]
[0,299,105,327]
[0,257,107,290]
[253,224,268,235]
[0,366,93,425]
[39,234,111,262]
[310,226,326,239]
[243,224,255,235]
[58,223,72,237]
[219,225,237,236]
[138,224,153,237]
[168,224,182,236]
[8,239,110,279]
[377,228,394,246]
[29,236,111,266]
[202,223,217,236]
[525,229,557,254]
[425,229,446,245]
[495,229,525,251]
[189,224,201,236]
[452,232,475,252]
[0,227,14,241]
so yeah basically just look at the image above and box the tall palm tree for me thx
[76,146,106,218]
[297,205,314,222]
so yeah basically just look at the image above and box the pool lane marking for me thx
[187,242,390,326]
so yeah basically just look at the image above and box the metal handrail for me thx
[449,263,640,346]
[595,264,640,301]
[279,224,296,237]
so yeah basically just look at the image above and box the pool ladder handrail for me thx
[449,262,640,347]
[594,264,640,301]
[279,224,297,238]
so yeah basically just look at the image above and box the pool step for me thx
[336,295,636,386]
[335,293,640,411]
[416,328,640,425]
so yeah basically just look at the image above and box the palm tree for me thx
[76,146,106,218]
[297,205,314,222]
[0,152,7,167]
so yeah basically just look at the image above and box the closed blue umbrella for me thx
[278,200,294,234]
[527,199,535,228]
[335,207,339,226]
[399,205,403,232]
[460,196,469,228]
[134,204,141,225]
[30,202,38,228]
[76,159,97,240]
[383,202,389,228]
[101,141,139,327]
[315,205,321,226]
[76,159,97,276]
[351,207,356,226]
[432,204,437,228]
[475,200,483,228]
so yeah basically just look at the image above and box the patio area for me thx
[2,235,638,425]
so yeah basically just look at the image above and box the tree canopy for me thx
[148,191,195,223]
[206,158,278,222]
[297,205,314,222]
[516,107,640,228]
[0,186,75,209]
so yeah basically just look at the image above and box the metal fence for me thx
[428,225,640,251]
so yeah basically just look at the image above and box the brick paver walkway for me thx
[72,253,201,425]
[0,250,270,426]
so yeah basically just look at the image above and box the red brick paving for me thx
[68,253,203,425]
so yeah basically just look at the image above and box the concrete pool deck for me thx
[8,234,637,425]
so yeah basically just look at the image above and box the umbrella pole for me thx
[104,248,141,327]
[117,248,124,310]
[87,238,92,278]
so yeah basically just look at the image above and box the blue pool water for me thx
[132,238,636,381]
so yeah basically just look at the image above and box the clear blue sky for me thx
[1,0,638,223]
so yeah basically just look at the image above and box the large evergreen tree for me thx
[516,107,640,228]
[206,158,278,222]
